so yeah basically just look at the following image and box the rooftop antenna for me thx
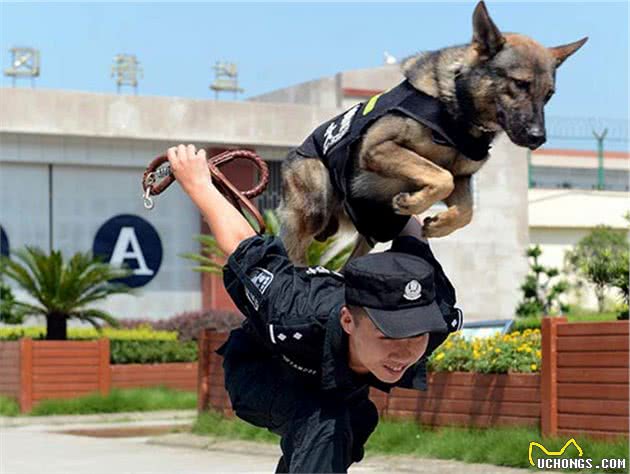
[111,54,143,95]
[210,61,244,100]
[4,47,40,87]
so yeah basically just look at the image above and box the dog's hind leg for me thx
[277,155,337,265]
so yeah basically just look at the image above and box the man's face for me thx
[340,306,430,384]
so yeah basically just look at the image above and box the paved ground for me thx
[0,412,542,474]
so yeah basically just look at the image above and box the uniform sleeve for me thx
[222,235,295,323]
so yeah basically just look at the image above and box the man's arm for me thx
[397,215,428,243]
[166,144,256,257]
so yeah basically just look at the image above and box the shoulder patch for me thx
[245,267,274,310]
[322,104,360,155]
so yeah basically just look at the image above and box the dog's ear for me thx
[549,37,588,67]
[472,1,505,60]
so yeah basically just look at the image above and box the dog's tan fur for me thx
[279,1,587,264]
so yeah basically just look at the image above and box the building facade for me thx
[0,68,535,323]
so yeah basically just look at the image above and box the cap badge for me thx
[403,280,423,301]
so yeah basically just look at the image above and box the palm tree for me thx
[0,247,134,340]
[181,209,354,274]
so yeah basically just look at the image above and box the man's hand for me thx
[166,144,213,199]
[165,143,256,256]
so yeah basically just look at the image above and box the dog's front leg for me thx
[361,140,454,216]
[423,175,474,237]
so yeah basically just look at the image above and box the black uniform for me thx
[295,79,493,243]
[216,234,462,473]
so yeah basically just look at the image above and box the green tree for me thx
[0,247,134,340]
[565,225,628,313]
[516,245,569,318]
[180,209,354,275]
[0,259,25,324]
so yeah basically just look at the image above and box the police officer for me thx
[167,144,462,473]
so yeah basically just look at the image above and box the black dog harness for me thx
[295,80,493,243]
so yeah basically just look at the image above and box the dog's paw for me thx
[422,214,457,238]
[392,192,413,215]
[392,192,434,215]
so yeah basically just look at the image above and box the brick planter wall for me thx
[111,363,197,391]
[0,339,197,412]
[198,324,629,439]
[0,341,20,402]
[198,331,540,429]
[381,372,540,428]
[542,318,629,440]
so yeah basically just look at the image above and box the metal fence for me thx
[529,116,628,191]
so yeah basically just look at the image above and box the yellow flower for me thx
[525,347,532,353]
[531,363,537,371]
[495,348,501,354]
[435,353,445,361]
[536,350,541,358]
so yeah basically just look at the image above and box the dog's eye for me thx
[512,78,530,91]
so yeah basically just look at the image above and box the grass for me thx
[366,420,629,472]
[0,387,196,416]
[193,410,279,443]
[512,308,622,333]
[194,411,629,473]
[30,387,196,416]
[565,308,620,323]
[0,395,20,416]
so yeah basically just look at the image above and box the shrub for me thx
[110,340,197,364]
[565,225,628,313]
[0,326,177,341]
[516,245,568,318]
[427,330,541,373]
[118,310,243,341]
[0,274,24,324]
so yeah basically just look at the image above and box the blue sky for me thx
[1,2,628,147]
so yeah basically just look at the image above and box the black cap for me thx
[343,251,449,338]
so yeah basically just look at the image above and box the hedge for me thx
[0,326,197,364]
[0,326,177,341]
[110,340,197,364]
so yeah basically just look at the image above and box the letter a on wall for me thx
[92,214,162,288]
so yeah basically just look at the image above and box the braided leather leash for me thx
[142,149,269,234]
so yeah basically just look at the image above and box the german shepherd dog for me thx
[278,1,587,264]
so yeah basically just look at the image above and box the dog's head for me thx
[463,1,587,149]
